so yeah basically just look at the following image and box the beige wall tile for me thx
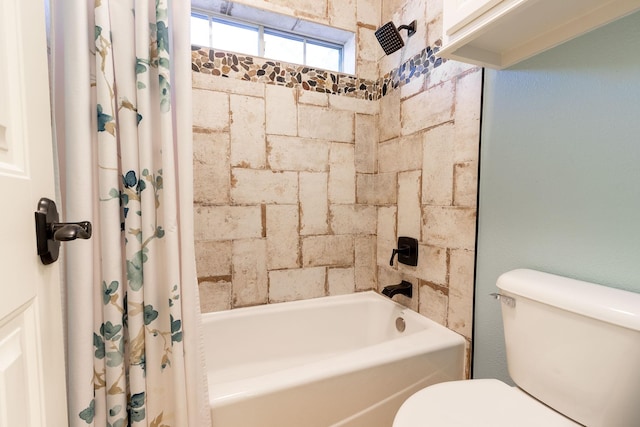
[397,170,422,238]
[192,89,229,131]
[199,280,232,313]
[267,136,329,172]
[419,282,448,326]
[266,85,298,136]
[269,267,326,303]
[329,143,356,204]
[378,138,399,173]
[402,80,454,135]
[194,206,262,240]
[377,206,397,266]
[357,0,381,27]
[378,51,399,79]
[193,72,265,97]
[454,69,482,163]
[230,94,266,168]
[266,205,300,270]
[454,161,478,207]
[298,105,354,143]
[358,172,396,205]
[195,240,232,277]
[414,244,448,285]
[193,131,230,205]
[329,94,379,115]
[328,267,355,295]
[356,173,376,204]
[231,168,298,204]
[330,205,377,235]
[355,114,378,173]
[426,13,443,49]
[239,0,328,19]
[448,248,475,339]
[355,235,377,290]
[427,59,477,89]
[379,135,423,174]
[464,339,472,379]
[232,239,268,306]
[422,122,454,205]
[298,88,329,106]
[300,172,329,235]
[373,172,398,205]
[357,58,379,81]
[379,90,401,142]
[422,206,476,250]
[303,235,354,267]
[401,74,426,100]
[381,0,402,24]
[329,0,357,30]
[397,133,424,171]
[426,0,443,26]
[358,26,380,65]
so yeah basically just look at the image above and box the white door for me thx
[0,0,69,425]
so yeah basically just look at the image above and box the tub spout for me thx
[382,281,413,299]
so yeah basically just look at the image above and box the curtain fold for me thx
[51,1,211,426]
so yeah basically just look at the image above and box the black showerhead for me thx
[375,20,416,55]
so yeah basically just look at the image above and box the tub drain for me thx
[395,317,406,332]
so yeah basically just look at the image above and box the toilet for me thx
[393,269,640,427]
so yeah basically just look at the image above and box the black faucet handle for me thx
[389,237,418,266]
[389,245,410,266]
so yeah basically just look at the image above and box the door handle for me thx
[34,197,92,265]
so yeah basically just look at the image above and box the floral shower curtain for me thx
[50,1,211,426]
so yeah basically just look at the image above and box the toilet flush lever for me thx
[490,293,516,308]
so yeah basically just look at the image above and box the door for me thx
[0,0,68,425]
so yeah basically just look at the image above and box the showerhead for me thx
[375,20,416,55]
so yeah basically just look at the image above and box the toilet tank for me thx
[496,269,640,427]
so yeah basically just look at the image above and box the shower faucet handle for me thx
[389,246,410,266]
[389,237,418,267]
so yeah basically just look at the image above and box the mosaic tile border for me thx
[191,41,444,100]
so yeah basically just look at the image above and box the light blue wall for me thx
[473,11,640,381]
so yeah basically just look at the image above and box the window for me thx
[190,8,352,74]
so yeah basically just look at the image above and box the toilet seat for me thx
[392,379,581,427]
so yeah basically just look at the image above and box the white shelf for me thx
[439,0,640,69]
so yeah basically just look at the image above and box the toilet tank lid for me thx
[497,269,640,331]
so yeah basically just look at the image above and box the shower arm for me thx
[397,20,416,37]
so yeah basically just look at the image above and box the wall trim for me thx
[191,40,444,100]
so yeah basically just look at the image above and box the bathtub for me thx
[202,291,465,427]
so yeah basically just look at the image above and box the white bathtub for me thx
[202,291,465,427]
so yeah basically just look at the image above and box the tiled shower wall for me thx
[193,74,379,306]
[192,0,481,375]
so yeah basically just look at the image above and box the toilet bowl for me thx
[392,269,640,427]
[392,379,579,426]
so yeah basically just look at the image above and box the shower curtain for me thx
[50,1,211,426]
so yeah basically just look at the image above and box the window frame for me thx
[191,9,345,73]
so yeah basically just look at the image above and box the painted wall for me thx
[474,11,640,382]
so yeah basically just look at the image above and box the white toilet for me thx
[393,269,640,427]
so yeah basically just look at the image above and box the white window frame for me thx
[191,9,346,73]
